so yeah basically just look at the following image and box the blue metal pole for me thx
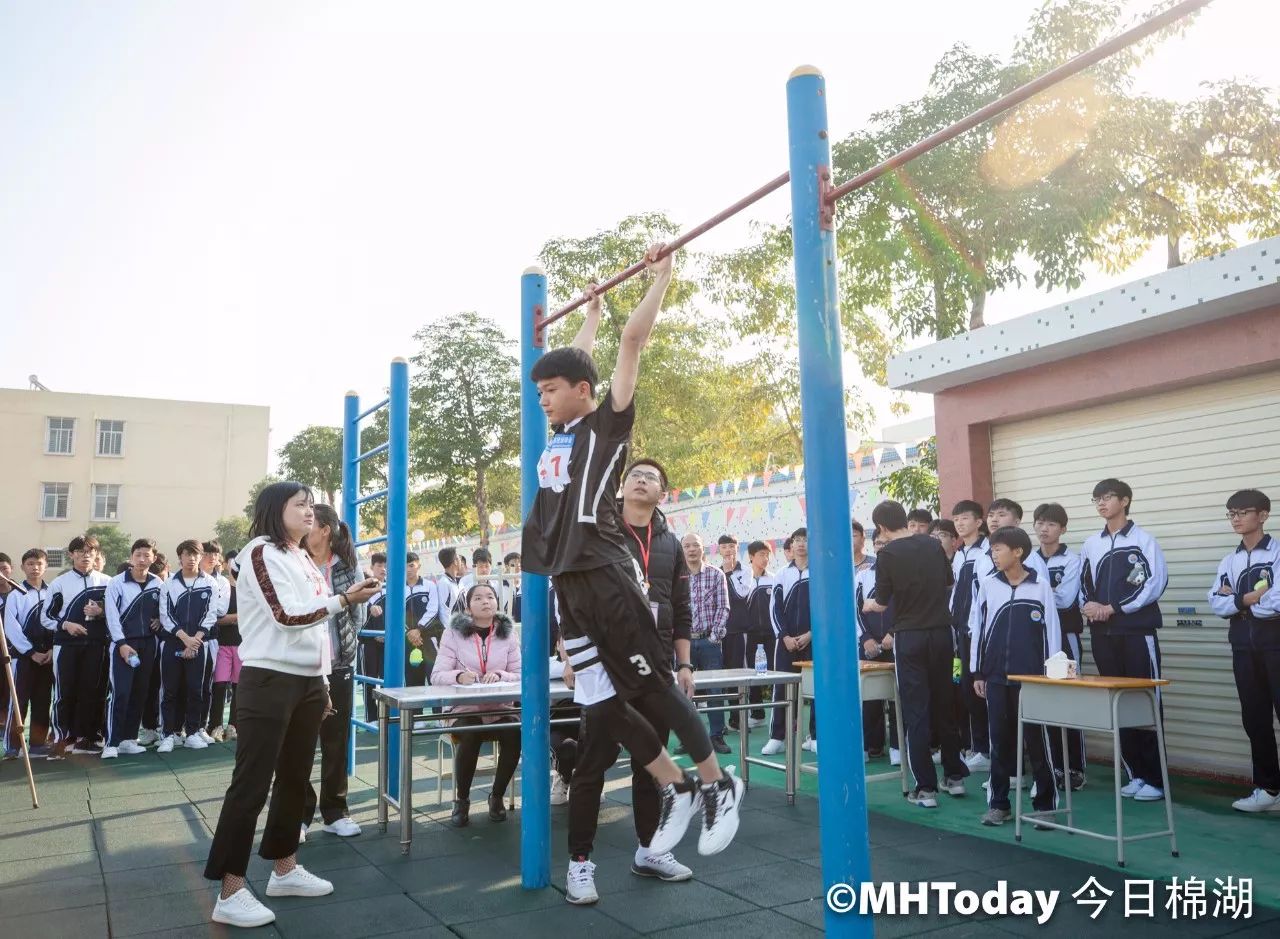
[343,392,361,775]
[785,66,873,937]
[385,357,410,800]
[519,265,551,890]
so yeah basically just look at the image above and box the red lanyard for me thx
[623,520,652,584]
[472,627,495,675]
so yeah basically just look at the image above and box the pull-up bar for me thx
[539,0,1211,327]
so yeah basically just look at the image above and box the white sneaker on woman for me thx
[322,817,362,837]
[566,859,598,904]
[212,887,276,927]
[550,775,570,806]
[266,865,333,897]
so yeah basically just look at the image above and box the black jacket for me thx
[617,504,691,659]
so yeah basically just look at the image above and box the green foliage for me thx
[86,524,134,572]
[878,437,940,514]
[213,516,251,554]
[278,426,344,507]
[243,475,282,520]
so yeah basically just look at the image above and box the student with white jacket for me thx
[203,482,379,929]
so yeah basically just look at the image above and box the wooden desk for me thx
[1007,674,1178,866]
[794,660,909,794]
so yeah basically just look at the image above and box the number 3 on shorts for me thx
[629,654,652,676]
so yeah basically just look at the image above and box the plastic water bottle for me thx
[754,644,767,674]
[127,653,141,669]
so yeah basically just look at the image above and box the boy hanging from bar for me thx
[521,243,745,872]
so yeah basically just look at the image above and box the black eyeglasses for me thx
[1226,509,1259,520]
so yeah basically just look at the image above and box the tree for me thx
[213,516,251,554]
[278,426,344,507]
[878,438,940,514]
[406,311,520,542]
[86,524,134,572]
[243,475,282,520]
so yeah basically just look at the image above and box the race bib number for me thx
[537,433,574,491]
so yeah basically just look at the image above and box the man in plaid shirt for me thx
[680,533,731,754]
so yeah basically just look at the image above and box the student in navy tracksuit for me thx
[744,541,775,725]
[403,551,437,685]
[971,526,1061,825]
[949,500,989,762]
[1079,478,1169,801]
[1208,490,1280,814]
[763,528,813,755]
[139,552,169,745]
[857,530,897,758]
[503,552,522,623]
[3,550,52,756]
[199,541,232,737]
[158,540,219,750]
[43,534,112,757]
[1033,502,1087,790]
[358,553,388,721]
[103,539,163,758]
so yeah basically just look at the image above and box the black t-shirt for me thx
[522,389,636,576]
[873,533,954,632]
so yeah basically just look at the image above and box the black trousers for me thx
[450,714,521,802]
[1089,629,1164,788]
[199,639,219,731]
[894,627,967,792]
[550,701,580,782]
[106,639,156,747]
[161,641,210,736]
[568,692,671,858]
[7,657,53,749]
[954,627,989,755]
[52,644,107,743]
[986,681,1055,812]
[770,639,816,741]
[143,641,162,731]
[1232,645,1280,793]
[1047,631,1087,776]
[303,667,354,826]
[745,629,774,719]
[358,637,384,720]
[209,682,238,731]
[204,667,327,880]
[862,701,899,752]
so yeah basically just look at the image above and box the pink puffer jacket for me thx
[429,611,521,723]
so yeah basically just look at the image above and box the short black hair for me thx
[790,527,808,540]
[871,500,908,533]
[928,519,958,537]
[130,538,158,554]
[370,552,388,565]
[69,534,101,553]
[851,521,865,535]
[472,547,492,565]
[406,551,420,564]
[22,548,48,563]
[989,525,1033,562]
[718,534,737,546]
[249,480,313,550]
[747,540,769,555]
[504,552,520,565]
[987,498,1023,520]
[0,552,10,567]
[783,537,793,551]
[438,547,458,568]
[1033,503,1069,527]
[531,346,599,394]
[202,539,222,555]
[951,500,984,519]
[626,457,670,490]
[906,509,934,525]
[1227,489,1271,513]
[177,539,203,557]
[1092,478,1133,514]
[149,552,168,575]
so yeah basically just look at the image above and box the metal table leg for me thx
[400,706,416,855]
[893,682,908,795]
[1112,694,1125,867]
[1014,698,1025,843]
[784,681,797,804]
[377,698,389,833]
[1061,725,1073,831]
[738,683,750,787]
[1150,689,1179,857]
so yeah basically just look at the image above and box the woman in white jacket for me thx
[204,482,379,928]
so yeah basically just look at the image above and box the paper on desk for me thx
[455,680,521,689]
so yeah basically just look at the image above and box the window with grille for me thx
[41,483,70,520]
[46,417,75,454]
[44,549,66,569]
[92,484,121,521]
[96,419,125,456]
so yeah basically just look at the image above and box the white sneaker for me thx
[747,717,765,729]
[648,775,703,854]
[211,726,225,743]
[156,735,176,753]
[1120,777,1146,798]
[761,738,785,755]
[801,737,818,753]
[212,887,276,927]
[225,725,238,741]
[1133,783,1165,802]
[266,864,333,898]
[137,728,160,746]
[184,734,209,750]
[889,748,901,766]
[198,729,216,745]
[322,817,362,837]
[118,740,146,755]
[566,859,598,905]
[698,766,744,856]
[299,824,308,843]
[963,751,991,771]
[101,746,119,760]
[550,775,570,806]
[632,848,693,882]
[1232,788,1280,813]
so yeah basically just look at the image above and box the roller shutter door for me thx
[989,370,1280,778]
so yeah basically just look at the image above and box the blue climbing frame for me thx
[343,358,410,797]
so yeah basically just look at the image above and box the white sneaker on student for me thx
[212,887,276,927]
[137,728,160,747]
[566,859,598,904]
[266,864,333,897]
[761,738,785,755]
[801,737,818,753]
[747,717,766,729]
[1120,777,1146,798]
[322,817,362,837]
[962,751,991,771]
[211,726,225,743]
[632,847,693,882]
[184,734,208,750]
[156,735,176,753]
[198,729,216,745]
[698,766,744,856]
[889,748,902,766]
[1133,784,1165,802]
[225,725,238,741]
[101,746,119,760]
[118,740,146,755]
[550,775,570,806]
[1232,788,1280,813]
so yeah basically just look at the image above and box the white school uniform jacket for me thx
[1209,533,1280,650]
[1079,520,1168,635]
[969,568,1061,682]
[1038,545,1084,634]
[4,581,51,657]
[973,544,1050,598]
[105,570,164,643]
[770,564,811,639]
[41,568,112,645]
[158,571,220,641]
[950,538,988,630]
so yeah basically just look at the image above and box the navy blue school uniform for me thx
[744,572,775,721]
[359,584,387,719]
[1209,533,1280,793]
[157,571,218,737]
[1039,543,1086,779]
[969,567,1062,812]
[41,567,111,747]
[1079,519,1169,788]
[769,563,815,742]
[950,537,989,755]
[4,581,53,749]
[404,577,435,685]
[856,559,898,752]
[104,570,163,747]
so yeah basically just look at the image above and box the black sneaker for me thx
[71,739,103,756]
[647,773,702,854]
[710,736,731,755]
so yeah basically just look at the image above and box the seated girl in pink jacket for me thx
[430,582,522,827]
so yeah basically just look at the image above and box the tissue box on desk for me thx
[1044,651,1078,680]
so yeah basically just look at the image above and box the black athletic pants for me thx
[770,639,816,741]
[986,681,1055,812]
[894,627,967,792]
[52,644,106,744]
[450,715,521,802]
[1089,628,1164,788]
[204,667,326,880]
[161,641,210,736]
[1046,631,1087,777]
[303,667,354,826]
[954,627,989,756]
[7,657,53,749]
[143,643,162,731]
[106,639,156,747]
[209,682,238,731]
[1233,646,1280,792]
[358,637,383,720]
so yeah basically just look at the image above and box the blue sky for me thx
[2,1,1276,461]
